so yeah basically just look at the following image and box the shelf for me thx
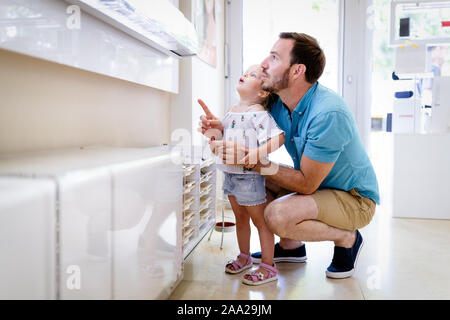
[183,218,215,260]
[200,158,215,170]
[183,209,195,219]
[0,0,180,93]
[183,210,196,227]
[199,196,212,212]
[200,207,212,216]
[182,196,194,211]
[183,180,196,195]
[200,183,213,197]
[182,154,216,261]
[200,171,213,184]
[183,235,193,247]
[199,209,212,225]
[183,165,196,178]
[183,225,194,239]
[66,0,198,57]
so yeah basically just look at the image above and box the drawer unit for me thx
[182,155,216,260]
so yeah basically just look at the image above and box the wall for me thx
[0,0,226,174]
[170,0,226,201]
[171,0,225,146]
[0,49,171,154]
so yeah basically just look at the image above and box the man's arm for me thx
[243,133,285,168]
[254,154,334,195]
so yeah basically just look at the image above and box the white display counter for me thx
[393,133,450,219]
[0,146,184,299]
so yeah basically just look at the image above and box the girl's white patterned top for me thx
[218,107,284,174]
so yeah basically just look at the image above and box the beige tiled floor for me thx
[170,133,450,300]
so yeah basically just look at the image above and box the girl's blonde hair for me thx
[262,92,279,111]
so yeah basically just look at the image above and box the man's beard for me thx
[262,67,290,93]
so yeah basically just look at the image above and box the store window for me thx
[243,0,340,92]
[370,0,450,130]
[242,0,340,165]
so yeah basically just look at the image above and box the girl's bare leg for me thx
[227,195,251,270]
[245,202,274,278]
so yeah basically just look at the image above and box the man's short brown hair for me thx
[279,32,326,84]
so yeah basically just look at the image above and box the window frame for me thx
[225,0,374,149]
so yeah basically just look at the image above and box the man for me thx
[199,32,379,279]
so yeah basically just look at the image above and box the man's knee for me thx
[264,195,316,236]
[264,201,286,234]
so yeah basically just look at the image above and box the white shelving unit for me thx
[0,146,184,300]
[0,0,182,93]
[182,157,216,260]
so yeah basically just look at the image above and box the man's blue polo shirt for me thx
[270,82,380,204]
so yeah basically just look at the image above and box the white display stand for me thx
[182,149,216,260]
[0,146,184,299]
[393,133,450,219]
[0,178,57,300]
[66,0,198,57]
[0,0,180,93]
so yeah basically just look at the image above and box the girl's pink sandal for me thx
[225,253,253,274]
[242,262,278,285]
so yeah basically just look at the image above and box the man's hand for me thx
[213,140,248,166]
[243,150,259,168]
[197,99,224,141]
[209,140,221,154]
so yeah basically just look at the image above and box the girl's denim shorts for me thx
[223,172,266,206]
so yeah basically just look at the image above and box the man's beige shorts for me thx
[277,188,376,231]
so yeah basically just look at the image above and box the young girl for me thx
[209,65,285,285]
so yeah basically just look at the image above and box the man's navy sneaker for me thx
[251,242,307,263]
[326,230,364,279]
